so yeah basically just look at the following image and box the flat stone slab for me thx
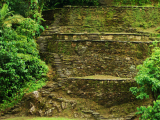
[68,75,133,81]
[52,32,148,35]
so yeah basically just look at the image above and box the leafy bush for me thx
[1,0,99,17]
[0,4,48,103]
[130,44,160,100]
[129,43,160,119]
[2,0,30,17]
[136,99,160,120]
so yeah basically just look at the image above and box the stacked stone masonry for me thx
[65,77,137,108]
[35,6,159,120]
[45,41,152,78]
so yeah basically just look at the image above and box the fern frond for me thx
[3,15,25,28]
[0,4,9,18]
[0,4,14,27]
[0,4,13,20]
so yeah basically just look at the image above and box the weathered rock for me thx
[74,112,79,118]
[28,102,36,115]
[64,68,72,76]
[67,90,72,94]
[92,112,100,120]
[75,44,88,56]
[61,102,68,110]
[32,91,39,99]
[129,65,136,72]
[48,94,56,99]
[38,109,43,116]
[11,108,21,114]
[41,91,50,97]
[45,108,54,116]
[70,101,77,109]
[86,41,92,46]
[53,102,61,113]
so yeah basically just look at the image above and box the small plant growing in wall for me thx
[105,42,109,48]
[155,26,160,33]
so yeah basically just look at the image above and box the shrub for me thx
[136,99,160,119]
[130,44,160,100]
[129,42,160,119]
[0,4,48,103]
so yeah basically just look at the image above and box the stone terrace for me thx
[37,6,159,119]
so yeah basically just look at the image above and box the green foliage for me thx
[135,99,160,120]
[105,42,109,48]
[1,0,99,17]
[123,8,160,29]
[0,0,47,21]
[113,0,151,6]
[0,4,14,30]
[0,26,48,103]
[26,0,44,21]
[1,77,47,112]
[130,46,160,100]
[57,42,71,55]
[155,27,160,33]
[15,17,44,38]
[0,3,48,105]
[155,27,160,31]
[2,0,30,17]
[43,0,99,10]
[129,44,160,119]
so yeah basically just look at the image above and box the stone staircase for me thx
[37,6,158,120]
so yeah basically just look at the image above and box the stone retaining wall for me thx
[44,41,152,78]
[58,6,160,27]
[38,5,157,79]
[65,78,138,107]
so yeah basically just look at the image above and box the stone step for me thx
[68,75,134,81]
[67,91,134,95]
[63,5,159,8]
[81,109,127,120]
[149,37,160,41]
[50,39,154,43]
[54,59,61,62]
[58,25,125,33]
[58,25,150,34]
[100,117,124,120]
[40,32,152,42]
[54,61,61,64]
[47,32,149,35]
[46,26,59,30]
[125,112,136,120]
